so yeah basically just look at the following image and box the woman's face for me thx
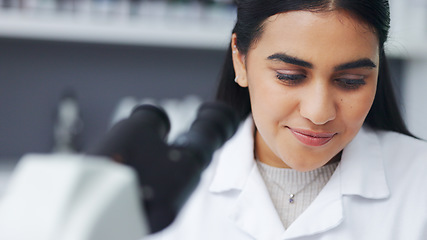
[232,10,379,171]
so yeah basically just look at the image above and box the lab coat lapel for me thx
[209,119,390,239]
[210,117,285,239]
[283,126,390,239]
[229,165,286,239]
[339,126,390,199]
[209,117,255,192]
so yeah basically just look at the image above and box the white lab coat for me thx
[146,117,427,240]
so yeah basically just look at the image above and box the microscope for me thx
[0,101,239,240]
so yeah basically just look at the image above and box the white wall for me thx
[390,0,427,139]
[403,60,427,139]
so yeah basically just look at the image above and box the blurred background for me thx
[0,0,426,181]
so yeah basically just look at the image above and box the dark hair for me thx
[216,0,414,137]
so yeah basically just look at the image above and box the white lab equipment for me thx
[0,153,148,240]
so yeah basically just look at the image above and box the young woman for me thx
[147,0,427,239]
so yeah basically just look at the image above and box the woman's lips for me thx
[288,127,336,147]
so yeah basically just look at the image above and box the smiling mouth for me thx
[288,127,337,147]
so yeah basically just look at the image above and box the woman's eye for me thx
[335,78,366,90]
[276,73,306,85]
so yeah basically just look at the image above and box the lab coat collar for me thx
[228,162,286,238]
[284,126,391,238]
[339,125,390,199]
[209,119,390,199]
[209,118,390,239]
[209,116,256,193]
[210,117,286,238]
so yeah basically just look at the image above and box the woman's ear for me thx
[231,34,248,87]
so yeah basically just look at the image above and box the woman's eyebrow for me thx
[267,53,313,69]
[267,53,377,72]
[334,58,377,71]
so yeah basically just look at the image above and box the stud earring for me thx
[233,45,237,54]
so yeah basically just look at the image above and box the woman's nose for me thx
[299,84,337,125]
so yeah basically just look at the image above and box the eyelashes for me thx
[334,78,366,90]
[276,73,366,90]
[276,74,306,85]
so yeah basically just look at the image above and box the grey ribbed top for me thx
[256,160,339,229]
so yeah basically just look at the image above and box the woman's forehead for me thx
[249,10,380,66]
